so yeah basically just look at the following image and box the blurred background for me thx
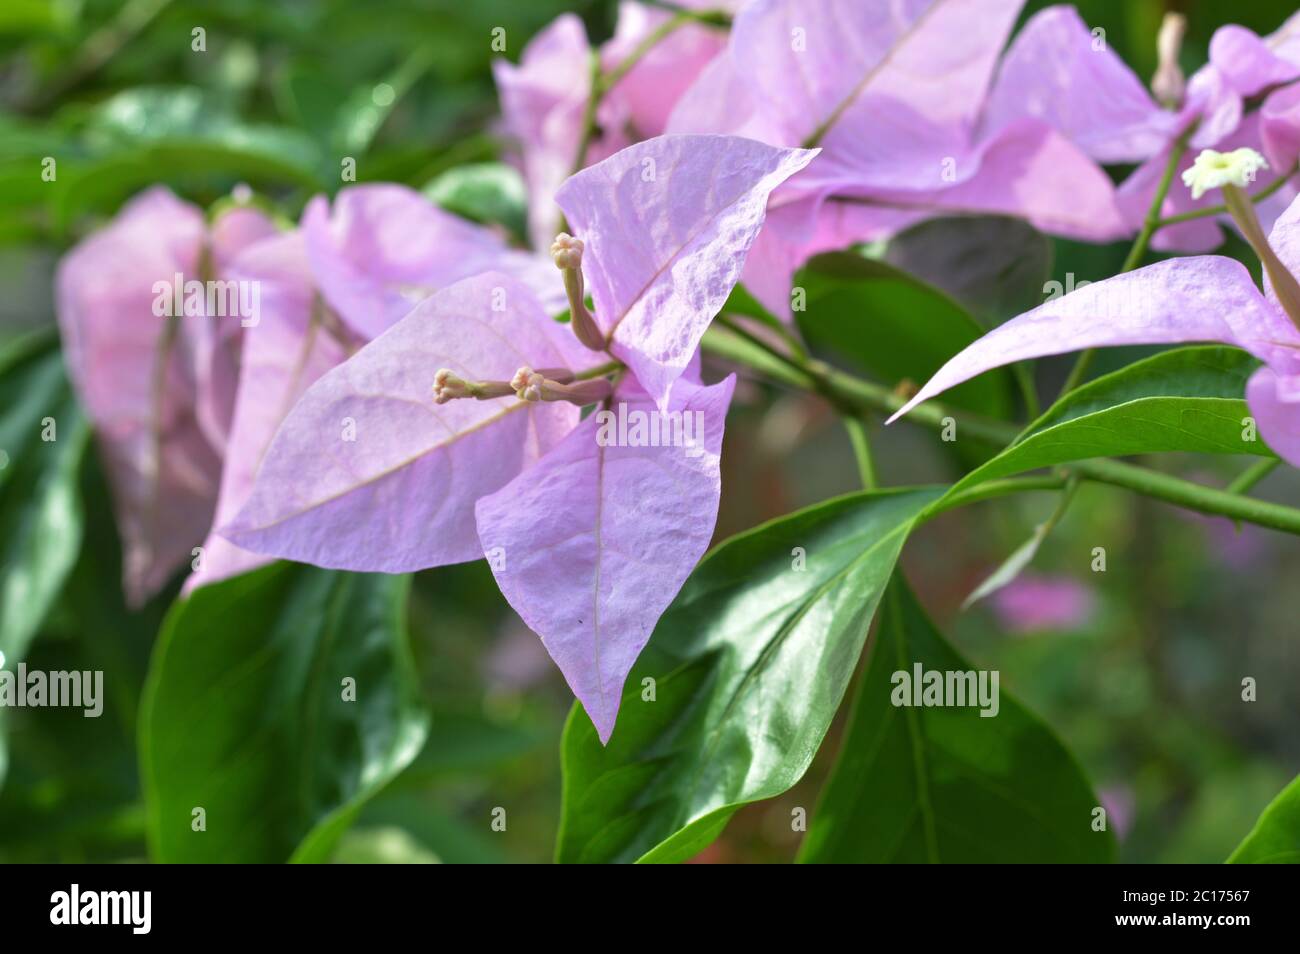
[0,0,1296,862]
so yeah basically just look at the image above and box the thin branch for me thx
[1059,130,1195,397]
[1154,164,1300,227]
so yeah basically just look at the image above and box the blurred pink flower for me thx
[1120,11,1300,251]
[668,0,1142,317]
[493,3,730,250]
[989,574,1095,634]
[1175,509,1269,569]
[55,187,274,605]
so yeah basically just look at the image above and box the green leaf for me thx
[961,477,1079,609]
[0,451,167,861]
[795,251,1015,419]
[350,790,510,864]
[140,563,428,863]
[1228,774,1300,863]
[0,0,68,35]
[557,487,942,864]
[276,65,351,154]
[54,86,322,228]
[799,576,1114,863]
[944,346,1268,500]
[877,215,1054,325]
[0,330,88,787]
[0,329,87,662]
[423,162,528,240]
[332,46,433,158]
[331,825,442,863]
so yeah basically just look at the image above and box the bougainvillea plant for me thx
[5,0,1300,867]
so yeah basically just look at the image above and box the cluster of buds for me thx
[510,365,611,403]
[433,231,618,407]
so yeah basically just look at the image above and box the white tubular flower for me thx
[1182,148,1269,200]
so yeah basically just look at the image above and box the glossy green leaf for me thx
[0,447,170,861]
[795,251,1015,419]
[0,330,87,662]
[140,563,428,863]
[333,47,433,157]
[423,162,528,240]
[0,330,88,787]
[1228,774,1300,863]
[54,86,322,228]
[557,487,942,864]
[878,215,1054,325]
[944,346,1268,499]
[799,576,1114,863]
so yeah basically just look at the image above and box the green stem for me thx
[567,50,604,183]
[1153,164,1298,227]
[566,8,726,184]
[842,416,878,489]
[1076,457,1300,534]
[922,475,1068,518]
[574,359,624,381]
[1060,130,1194,396]
[702,320,1300,535]
[1057,349,1094,396]
[1227,458,1280,496]
[600,10,718,92]
[24,0,175,111]
[640,0,733,24]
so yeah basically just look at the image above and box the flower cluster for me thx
[55,0,1300,742]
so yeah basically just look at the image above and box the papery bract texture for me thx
[189,206,279,457]
[475,371,736,742]
[55,187,271,605]
[885,217,1300,466]
[981,5,1174,164]
[302,184,561,340]
[186,231,349,592]
[555,134,815,408]
[1121,12,1300,251]
[1209,23,1300,98]
[493,14,629,251]
[888,256,1281,422]
[602,1,727,139]
[670,0,1129,318]
[222,272,584,572]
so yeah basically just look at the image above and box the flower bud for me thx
[433,369,473,403]
[433,368,515,403]
[511,365,611,406]
[1151,12,1186,108]
[550,233,584,270]
[551,232,607,352]
[512,366,545,402]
